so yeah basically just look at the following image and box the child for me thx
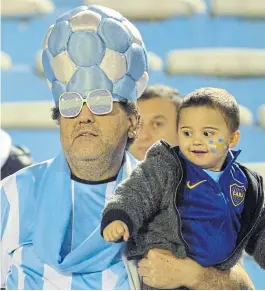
[101,87,265,284]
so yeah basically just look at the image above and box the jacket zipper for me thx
[171,148,190,253]
[215,212,260,265]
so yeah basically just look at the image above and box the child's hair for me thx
[176,87,240,132]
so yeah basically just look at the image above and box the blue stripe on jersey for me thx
[22,245,44,290]
[7,265,18,290]
[72,182,108,251]
[71,272,101,289]
[0,188,9,239]
[60,208,73,260]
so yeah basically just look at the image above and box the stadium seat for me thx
[211,0,265,18]
[166,48,265,77]
[1,0,54,18]
[83,0,206,20]
[1,68,51,102]
[1,51,12,70]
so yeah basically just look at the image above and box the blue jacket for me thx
[178,150,248,266]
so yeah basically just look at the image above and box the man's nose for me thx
[139,123,153,140]
[78,104,95,124]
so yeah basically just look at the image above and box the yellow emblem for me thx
[230,183,246,206]
[187,180,207,189]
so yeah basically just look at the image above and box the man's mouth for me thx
[76,130,98,138]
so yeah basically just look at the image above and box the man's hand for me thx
[138,248,202,289]
[103,220,130,242]
[137,248,255,290]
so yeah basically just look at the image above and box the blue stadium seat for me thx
[134,15,265,57]
[1,10,68,66]
[6,128,61,162]
[149,71,265,118]
[2,67,51,102]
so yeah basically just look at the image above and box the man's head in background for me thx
[129,84,182,160]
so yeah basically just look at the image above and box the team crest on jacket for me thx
[230,183,246,206]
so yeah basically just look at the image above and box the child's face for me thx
[177,106,240,171]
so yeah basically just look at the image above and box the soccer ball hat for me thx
[42,5,149,105]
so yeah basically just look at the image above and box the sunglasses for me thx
[59,89,115,118]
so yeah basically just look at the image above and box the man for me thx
[0,129,32,180]
[0,6,254,290]
[129,84,182,160]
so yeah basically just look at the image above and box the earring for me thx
[128,131,136,138]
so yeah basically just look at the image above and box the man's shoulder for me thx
[1,158,55,190]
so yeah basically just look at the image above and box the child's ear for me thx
[229,130,240,148]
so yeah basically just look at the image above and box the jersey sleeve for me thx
[0,182,11,289]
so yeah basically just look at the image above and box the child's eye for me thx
[184,131,192,137]
[204,131,214,137]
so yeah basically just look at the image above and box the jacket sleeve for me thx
[245,202,265,269]
[101,142,175,237]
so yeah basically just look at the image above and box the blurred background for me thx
[1,0,265,288]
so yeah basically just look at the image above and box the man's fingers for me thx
[138,266,150,277]
[142,277,155,288]
[138,258,150,268]
[147,248,172,259]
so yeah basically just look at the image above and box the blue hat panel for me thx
[48,21,72,57]
[113,75,137,101]
[42,49,55,83]
[68,31,105,67]
[67,67,113,98]
[126,43,148,81]
[98,18,132,54]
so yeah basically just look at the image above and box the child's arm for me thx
[103,220,130,242]
[101,142,174,239]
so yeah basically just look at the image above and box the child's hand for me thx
[103,220,130,242]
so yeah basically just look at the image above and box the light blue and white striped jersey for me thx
[0,151,139,290]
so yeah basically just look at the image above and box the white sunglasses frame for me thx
[58,89,114,118]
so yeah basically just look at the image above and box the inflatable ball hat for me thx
[42,5,149,106]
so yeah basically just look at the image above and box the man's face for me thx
[60,102,131,163]
[129,97,178,160]
[178,106,240,171]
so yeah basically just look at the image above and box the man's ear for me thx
[128,114,140,138]
[229,130,240,148]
